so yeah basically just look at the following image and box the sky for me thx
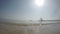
[1,0,60,20]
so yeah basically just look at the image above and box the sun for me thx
[35,0,45,6]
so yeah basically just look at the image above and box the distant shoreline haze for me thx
[0,18,60,24]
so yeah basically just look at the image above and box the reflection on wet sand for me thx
[0,22,60,34]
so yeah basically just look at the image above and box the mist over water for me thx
[1,18,60,24]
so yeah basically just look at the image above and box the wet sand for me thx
[0,23,60,34]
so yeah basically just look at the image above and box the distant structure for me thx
[40,18,43,22]
[40,18,43,25]
[29,20,32,21]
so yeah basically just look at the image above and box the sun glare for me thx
[35,0,45,6]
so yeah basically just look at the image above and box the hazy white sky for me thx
[1,0,60,20]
